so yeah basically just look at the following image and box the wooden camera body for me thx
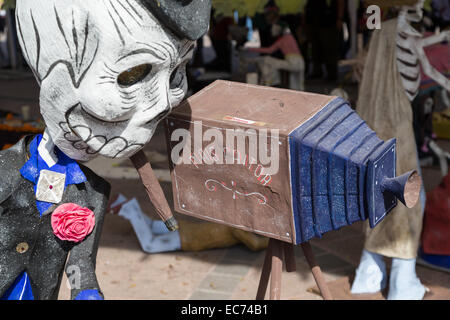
[165,81,420,245]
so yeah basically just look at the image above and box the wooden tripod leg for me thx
[269,239,283,300]
[301,242,333,300]
[256,239,273,300]
[283,243,296,273]
[256,240,297,300]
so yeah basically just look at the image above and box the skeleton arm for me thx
[418,31,450,47]
[415,31,450,92]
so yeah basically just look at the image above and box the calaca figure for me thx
[351,0,449,300]
[0,0,211,300]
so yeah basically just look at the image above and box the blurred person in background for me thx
[0,10,5,33]
[305,0,345,81]
[248,26,305,90]
[296,12,310,77]
[431,0,450,29]
[206,9,235,72]
[254,1,289,60]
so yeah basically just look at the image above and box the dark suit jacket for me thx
[0,136,111,300]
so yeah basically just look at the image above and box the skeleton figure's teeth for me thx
[59,122,71,132]
[74,141,88,150]
[115,145,142,158]
[101,137,128,157]
[86,136,107,154]
[64,132,81,143]
[72,126,91,141]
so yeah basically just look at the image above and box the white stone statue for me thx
[16,0,210,163]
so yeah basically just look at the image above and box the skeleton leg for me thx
[351,249,387,294]
[387,258,427,300]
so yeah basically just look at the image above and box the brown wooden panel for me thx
[172,80,335,135]
[166,116,294,243]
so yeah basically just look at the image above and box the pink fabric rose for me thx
[51,203,95,243]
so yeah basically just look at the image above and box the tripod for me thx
[256,238,333,300]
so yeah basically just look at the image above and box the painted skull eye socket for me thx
[170,66,179,83]
[117,64,152,87]
[169,66,184,89]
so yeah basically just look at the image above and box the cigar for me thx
[130,150,179,231]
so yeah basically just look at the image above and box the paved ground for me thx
[0,72,449,300]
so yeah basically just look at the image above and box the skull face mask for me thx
[401,0,425,23]
[15,0,210,161]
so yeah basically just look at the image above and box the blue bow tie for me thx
[20,134,87,216]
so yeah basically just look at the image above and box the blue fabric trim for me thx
[420,250,450,270]
[74,289,103,300]
[19,135,87,216]
[0,272,34,300]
